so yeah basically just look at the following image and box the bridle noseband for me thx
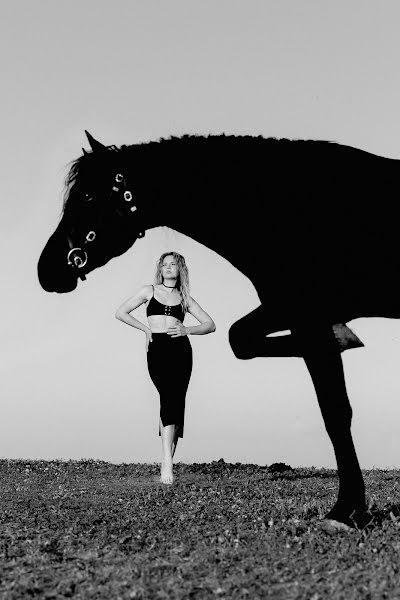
[67,172,144,280]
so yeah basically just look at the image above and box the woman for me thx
[116,252,216,484]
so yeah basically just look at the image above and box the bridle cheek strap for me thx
[66,172,144,279]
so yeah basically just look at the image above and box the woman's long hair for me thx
[154,252,190,313]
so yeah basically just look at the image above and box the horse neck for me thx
[128,138,227,238]
[126,136,266,291]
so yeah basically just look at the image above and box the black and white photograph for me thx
[2,1,400,597]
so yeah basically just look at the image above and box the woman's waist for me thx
[151,331,188,338]
[149,332,191,344]
[150,328,181,334]
[148,316,183,329]
[150,330,170,335]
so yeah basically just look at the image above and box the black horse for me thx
[38,131,400,530]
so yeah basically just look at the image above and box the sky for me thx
[2,0,400,467]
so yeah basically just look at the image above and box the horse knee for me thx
[229,321,251,359]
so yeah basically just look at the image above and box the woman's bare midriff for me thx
[147,315,181,333]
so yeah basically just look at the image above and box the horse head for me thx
[38,131,145,292]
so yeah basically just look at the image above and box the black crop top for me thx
[146,285,185,321]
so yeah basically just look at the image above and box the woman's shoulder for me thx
[137,284,154,301]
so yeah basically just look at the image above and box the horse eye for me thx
[84,193,92,201]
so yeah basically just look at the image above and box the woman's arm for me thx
[115,285,152,334]
[184,297,216,335]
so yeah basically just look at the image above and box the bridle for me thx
[66,171,145,281]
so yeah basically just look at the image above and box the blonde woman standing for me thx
[116,252,216,484]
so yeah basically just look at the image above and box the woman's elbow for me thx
[209,320,216,333]
[115,309,123,321]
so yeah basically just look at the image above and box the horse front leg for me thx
[229,305,301,358]
[293,321,366,528]
[228,306,363,360]
[230,304,367,528]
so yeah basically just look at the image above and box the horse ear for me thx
[84,130,106,152]
[82,148,88,155]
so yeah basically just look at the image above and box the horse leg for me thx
[229,305,363,359]
[293,321,366,525]
[229,305,301,358]
[230,304,366,525]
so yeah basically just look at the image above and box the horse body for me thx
[39,133,399,310]
[37,131,400,526]
[132,135,399,323]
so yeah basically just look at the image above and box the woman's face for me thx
[161,255,178,280]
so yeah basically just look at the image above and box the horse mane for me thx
[62,143,121,214]
[62,157,83,211]
[61,133,336,215]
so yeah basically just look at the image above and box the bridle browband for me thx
[66,171,144,281]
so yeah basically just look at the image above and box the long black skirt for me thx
[146,333,193,438]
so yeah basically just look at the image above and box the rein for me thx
[66,172,144,280]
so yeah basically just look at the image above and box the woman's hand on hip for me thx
[167,323,187,338]
[145,329,153,351]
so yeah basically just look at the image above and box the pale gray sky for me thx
[2,0,400,467]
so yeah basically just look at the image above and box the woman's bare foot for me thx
[160,459,174,485]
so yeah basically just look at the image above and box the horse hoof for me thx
[332,323,364,352]
[319,519,353,534]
